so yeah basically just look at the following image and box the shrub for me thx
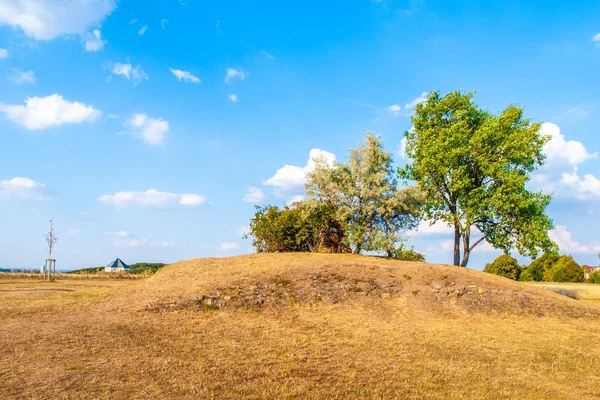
[484,254,522,281]
[588,270,600,284]
[247,203,345,253]
[389,243,425,262]
[521,253,559,282]
[543,255,584,283]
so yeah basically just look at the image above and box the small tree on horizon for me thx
[401,91,557,267]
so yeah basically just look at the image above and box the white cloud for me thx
[0,177,48,200]
[170,68,200,83]
[286,195,305,205]
[530,123,599,202]
[593,33,600,44]
[405,92,429,109]
[220,242,239,251]
[264,149,336,193]
[149,240,174,247]
[83,29,105,52]
[115,237,148,247]
[261,50,275,59]
[228,93,238,102]
[129,18,137,24]
[425,237,497,254]
[0,94,101,130]
[243,187,265,203]
[99,189,207,209]
[549,225,600,254]
[109,230,173,247]
[161,19,168,28]
[540,122,597,167]
[0,48,8,59]
[236,225,250,238]
[225,68,247,83]
[413,220,453,235]
[106,231,129,237]
[566,107,589,118]
[0,0,116,40]
[397,137,407,158]
[108,114,119,119]
[387,104,401,116]
[138,25,148,35]
[10,69,35,85]
[68,229,81,235]
[551,171,600,201]
[110,62,148,84]
[123,113,169,145]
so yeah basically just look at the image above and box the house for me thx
[105,258,130,273]
[583,265,600,279]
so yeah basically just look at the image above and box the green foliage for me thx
[306,133,423,255]
[401,91,557,267]
[128,263,167,274]
[67,267,104,274]
[520,253,559,282]
[68,263,166,275]
[588,270,600,284]
[388,243,425,262]
[247,203,342,253]
[543,255,584,283]
[484,254,522,281]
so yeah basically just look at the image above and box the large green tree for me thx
[401,91,557,267]
[306,133,422,255]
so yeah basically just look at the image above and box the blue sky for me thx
[0,0,599,270]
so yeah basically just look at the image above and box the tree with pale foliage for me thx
[401,91,557,267]
[306,133,423,255]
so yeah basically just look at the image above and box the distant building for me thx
[105,258,130,273]
[583,265,600,279]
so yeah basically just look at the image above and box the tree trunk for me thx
[353,243,361,255]
[453,223,461,266]
[460,230,470,267]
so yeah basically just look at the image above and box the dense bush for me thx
[543,255,584,283]
[588,270,600,284]
[520,253,559,282]
[484,254,522,281]
[389,243,425,261]
[247,203,345,253]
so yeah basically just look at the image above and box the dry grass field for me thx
[526,282,600,307]
[1,253,600,399]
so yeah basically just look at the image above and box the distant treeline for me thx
[68,262,167,275]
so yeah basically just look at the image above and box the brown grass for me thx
[1,253,600,399]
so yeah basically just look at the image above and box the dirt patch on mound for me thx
[427,279,598,317]
[146,272,407,311]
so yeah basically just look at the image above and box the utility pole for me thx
[44,219,58,282]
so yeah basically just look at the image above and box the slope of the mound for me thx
[109,253,598,318]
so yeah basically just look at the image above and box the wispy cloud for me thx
[109,62,148,85]
[138,26,148,35]
[228,93,238,102]
[225,68,247,83]
[99,189,207,209]
[170,68,200,83]
[261,50,275,59]
[123,113,169,145]
[10,69,36,85]
[83,29,105,52]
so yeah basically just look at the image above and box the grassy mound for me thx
[136,253,597,318]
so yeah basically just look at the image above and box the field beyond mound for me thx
[2,254,600,399]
